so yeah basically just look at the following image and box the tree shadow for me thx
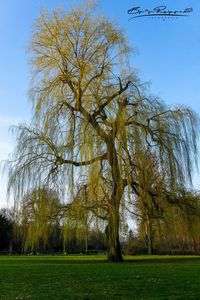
[125,256,200,264]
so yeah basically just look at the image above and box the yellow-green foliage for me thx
[20,187,60,251]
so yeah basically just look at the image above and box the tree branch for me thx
[93,80,132,119]
[57,153,107,167]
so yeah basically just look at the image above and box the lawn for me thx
[0,255,200,299]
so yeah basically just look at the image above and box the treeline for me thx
[0,208,106,254]
[1,187,200,255]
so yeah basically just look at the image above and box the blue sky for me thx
[0,0,200,206]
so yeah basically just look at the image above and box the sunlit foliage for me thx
[19,187,61,251]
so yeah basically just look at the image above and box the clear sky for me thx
[0,0,200,206]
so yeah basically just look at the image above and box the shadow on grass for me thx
[125,256,200,264]
[1,255,200,265]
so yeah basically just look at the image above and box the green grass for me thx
[0,255,200,299]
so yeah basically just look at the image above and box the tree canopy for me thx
[4,2,199,261]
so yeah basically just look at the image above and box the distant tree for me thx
[19,187,61,252]
[132,150,165,254]
[155,189,200,254]
[4,2,199,262]
[135,188,200,255]
[125,149,200,255]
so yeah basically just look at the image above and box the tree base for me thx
[107,252,123,262]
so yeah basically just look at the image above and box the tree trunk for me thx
[105,140,124,262]
[106,205,123,262]
[85,226,88,255]
[146,217,153,255]
[9,239,13,254]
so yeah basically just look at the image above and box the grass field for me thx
[0,255,200,299]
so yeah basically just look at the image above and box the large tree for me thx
[5,3,199,261]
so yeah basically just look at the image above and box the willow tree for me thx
[20,187,61,252]
[4,2,199,262]
[132,148,200,255]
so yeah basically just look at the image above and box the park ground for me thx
[0,255,200,299]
